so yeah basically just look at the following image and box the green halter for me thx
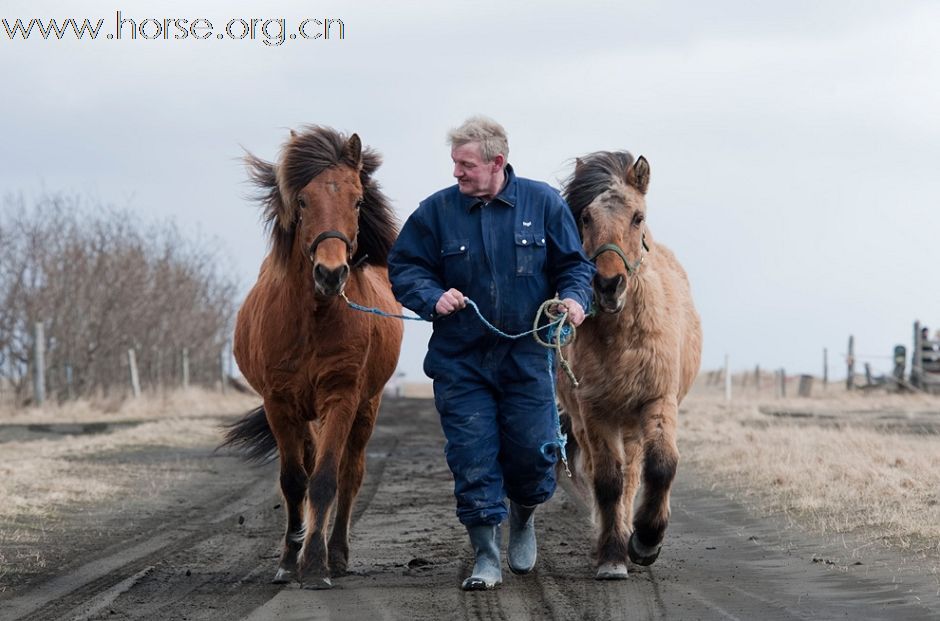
[589,234,649,275]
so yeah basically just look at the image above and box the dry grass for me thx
[681,383,940,557]
[0,387,258,424]
[0,388,258,521]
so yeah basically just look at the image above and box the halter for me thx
[589,234,649,275]
[308,230,353,259]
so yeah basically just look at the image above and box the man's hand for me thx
[435,288,467,316]
[554,298,586,327]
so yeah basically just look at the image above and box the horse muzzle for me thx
[308,230,353,297]
[593,273,626,313]
[313,263,349,297]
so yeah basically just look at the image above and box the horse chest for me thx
[574,340,666,417]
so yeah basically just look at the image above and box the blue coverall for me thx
[388,165,595,526]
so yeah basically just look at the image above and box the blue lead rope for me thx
[340,291,574,477]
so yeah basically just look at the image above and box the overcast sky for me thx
[3,0,938,382]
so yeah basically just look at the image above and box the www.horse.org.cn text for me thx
[1,11,346,46]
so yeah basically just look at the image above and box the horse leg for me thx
[618,428,643,552]
[299,400,357,589]
[328,401,378,576]
[265,403,308,584]
[585,422,630,580]
[629,397,679,566]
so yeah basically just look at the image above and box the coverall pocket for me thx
[441,239,471,286]
[514,231,546,275]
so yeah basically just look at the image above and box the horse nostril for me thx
[595,274,624,295]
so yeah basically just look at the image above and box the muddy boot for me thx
[461,525,502,591]
[507,501,537,574]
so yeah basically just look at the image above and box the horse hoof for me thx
[595,562,628,580]
[627,533,661,566]
[271,568,295,584]
[302,576,333,590]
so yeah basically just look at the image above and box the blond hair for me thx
[447,116,509,165]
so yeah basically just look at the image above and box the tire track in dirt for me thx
[4,461,278,621]
[16,430,398,621]
[91,432,397,621]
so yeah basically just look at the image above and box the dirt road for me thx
[2,398,937,620]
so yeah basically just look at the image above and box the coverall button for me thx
[460,245,466,251]
[521,239,528,245]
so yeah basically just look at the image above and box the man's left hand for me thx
[554,298,586,327]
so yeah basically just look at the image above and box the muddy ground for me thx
[1,398,938,620]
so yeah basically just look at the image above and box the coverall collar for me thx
[462,164,518,212]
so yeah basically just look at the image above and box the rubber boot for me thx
[461,524,502,591]
[507,501,537,575]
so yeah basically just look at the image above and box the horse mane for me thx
[244,125,398,268]
[562,151,635,220]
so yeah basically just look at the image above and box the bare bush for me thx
[0,193,238,403]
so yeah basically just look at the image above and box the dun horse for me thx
[558,151,702,580]
[222,126,403,589]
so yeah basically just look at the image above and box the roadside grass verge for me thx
[681,385,940,576]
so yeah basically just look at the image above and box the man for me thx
[388,116,595,590]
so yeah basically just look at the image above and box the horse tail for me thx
[219,406,278,463]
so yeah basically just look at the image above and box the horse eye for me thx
[298,196,307,209]
[355,197,363,209]
[581,213,592,226]
[632,213,644,226]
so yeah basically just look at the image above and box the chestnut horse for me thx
[557,151,702,580]
[222,126,403,589]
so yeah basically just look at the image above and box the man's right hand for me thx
[435,288,467,316]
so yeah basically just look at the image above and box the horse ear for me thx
[574,157,584,174]
[342,133,363,170]
[627,156,650,194]
[289,129,298,139]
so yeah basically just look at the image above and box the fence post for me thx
[846,335,855,390]
[893,345,906,387]
[33,322,46,406]
[153,346,163,393]
[778,368,787,398]
[65,364,74,401]
[798,374,813,397]
[724,354,731,402]
[219,348,227,394]
[912,321,922,389]
[823,348,828,390]
[755,364,760,393]
[182,348,190,389]
[128,349,141,398]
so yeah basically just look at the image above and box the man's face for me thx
[451,142,503,199]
